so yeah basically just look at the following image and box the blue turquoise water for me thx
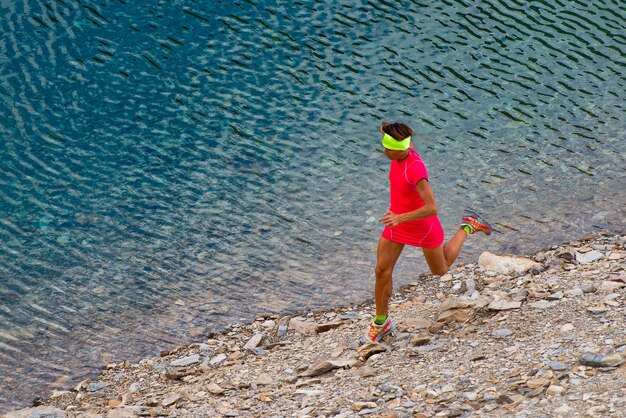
[1,0,624,411]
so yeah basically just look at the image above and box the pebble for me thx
[465,392,478,401]
[555,404,571,414]
[488,300,522,311]
[340,312,359,320]
[598,281,624,293]
[547,385,565,396]
[87,382,109,392]
[585,405,608,416]
[410,334,431,346]
[566,287,584,297]
[207,383,225,395]
[580,284,597,293]
[527,378,551,389]
[256,373,273,385]
[492,328,513,338]
[547,291,564,300]
[162,393,181,407]
[529,300,552,309]
[358,366,376,378]
[482,392,497,401]
[548,361,567,371]
[243,333,263,350]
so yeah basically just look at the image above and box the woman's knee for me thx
[375,263,393,280]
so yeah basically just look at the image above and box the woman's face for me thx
[383,147,409,160]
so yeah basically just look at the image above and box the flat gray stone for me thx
[243,333,263,350]
[288,318,318,335]
[210,353,227,365]
[250,347,269,356]
[87,381,110,392]
[549,361,567,371]
[5,406,68,418]
[162,392,181,407]
[416,343,443,352]
[488,300,522,311]
[529,300,552,309]
[170,354,201,367]
[579,353,623,368]
[547,291,564,300]
[580,284,597,294]
[492,328,513,338]
[566,287,584,297]
[576,250,604,264]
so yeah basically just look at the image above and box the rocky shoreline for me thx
[7,233,625,418]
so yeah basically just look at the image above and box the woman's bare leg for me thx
[375,237,405,316]
[422,229,467,276]
[443,229,467,267]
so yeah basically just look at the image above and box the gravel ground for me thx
[7,234,625,418]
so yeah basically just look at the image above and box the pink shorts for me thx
[381,216,444,248]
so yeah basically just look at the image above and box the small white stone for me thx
[207,382,225,395]
[555,404,571,414]
[162,393,181,407]
[566,287,584,297]
[256,373,273,385]
[547,385,564,396]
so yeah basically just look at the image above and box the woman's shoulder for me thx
[409,149,425,164]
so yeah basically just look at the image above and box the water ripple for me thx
[0,0,624,411]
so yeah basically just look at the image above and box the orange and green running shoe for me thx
[460,210,493,235]
[363,318,395,344]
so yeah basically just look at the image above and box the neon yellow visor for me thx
[382,133,411,150]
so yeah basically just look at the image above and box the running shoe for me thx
[460,210,493,235]
[362,318,395,344]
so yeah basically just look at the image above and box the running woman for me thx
[365,121,492,343]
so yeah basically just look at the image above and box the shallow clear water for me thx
[0,0,624,411]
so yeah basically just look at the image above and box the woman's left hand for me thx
[379,210,402,227]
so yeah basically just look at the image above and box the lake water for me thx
[0,0,624,411]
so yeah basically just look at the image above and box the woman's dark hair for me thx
[381,122,413,141]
